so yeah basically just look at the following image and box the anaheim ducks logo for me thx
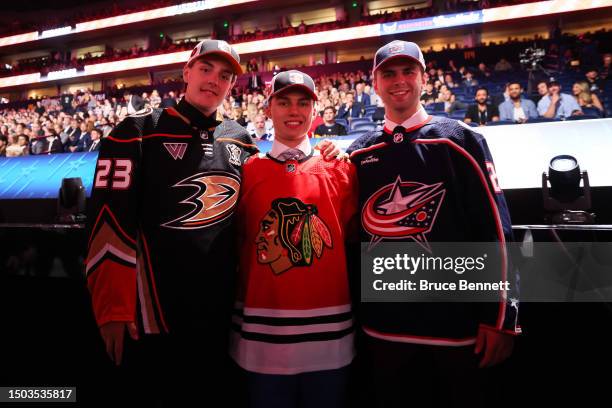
[162,172,240,229]
[256,198,332,275]
[362,176,445,251]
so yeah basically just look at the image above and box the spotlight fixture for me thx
[57,177,86,223]
[542,155,594,224]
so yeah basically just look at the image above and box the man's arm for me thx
[541,95,559,118]
[498,102,510,121]
[85,116,143,365]
[455,129,520,366]
[565,95,583,116]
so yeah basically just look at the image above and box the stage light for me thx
[352,1,358,8]
[548,155,581,202]
[223,21,229,28]
[159,32,164,38]
[57,177,86,223]
[542,155,594,224]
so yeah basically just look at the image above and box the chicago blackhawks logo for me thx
[162,172,240,229]
[362,176,445,251]
[256,198,332,275]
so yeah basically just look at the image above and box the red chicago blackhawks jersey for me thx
[230,152,358,374]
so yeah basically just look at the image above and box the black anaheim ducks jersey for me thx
[348,116,520,346]
[85,99,258,337]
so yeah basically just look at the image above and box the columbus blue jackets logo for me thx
[256,198,332,275]
[162,172,240,229]
[362,176,445,251]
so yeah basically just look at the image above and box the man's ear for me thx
[182,64,190,84]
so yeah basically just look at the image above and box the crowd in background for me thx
[1,0,543,78]
[0,30,609,158]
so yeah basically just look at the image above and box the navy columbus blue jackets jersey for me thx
[348,116,520,346]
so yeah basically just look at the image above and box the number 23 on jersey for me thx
[94,159,133,190]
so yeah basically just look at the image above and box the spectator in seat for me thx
[498,82,538,123]
[538,80,582,119]
[30,132,48,155]
[355,82,371,106]
[535,81,549,104]
[30,122,43,138]
[463,71,479,87]
[572,81,604,114]
[249,114,272,140]
[444,74,458,88]
[477,62,491,79]
[44,127,63,154]
[584,68,605,96]
[87,128,103,152]
[437,87,466,113]
[71,121,93,152]
[464,87,500,126]
[420,82,437,105]
[63,118,81,149]
[314,106,347,138]
[337,92,364,119]
[5,134,29,157]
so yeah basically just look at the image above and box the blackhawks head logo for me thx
[255,198,333,275]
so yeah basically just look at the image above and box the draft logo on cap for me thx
[388,42,404,55]
[289,72,305,84]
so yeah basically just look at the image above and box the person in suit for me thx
[337,92,364,119]
[247,71,263,92]
[355,82,371,106]
[30,134,48,155]
[45,128,64,154]
[87,128,103,152]
[71,121,92,152]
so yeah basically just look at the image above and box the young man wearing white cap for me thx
[85,40,338,404]
[347,40,520,407]
[85,39,253,404]
[230,70,358,408]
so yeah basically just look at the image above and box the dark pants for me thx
[363,335,484,408]
[245,365,351,408]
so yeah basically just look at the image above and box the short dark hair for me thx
[475,87,489,95]
[91,128,103,137]
[508,81,523,88]
[0,134,8,143]
[323,106,336,114]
